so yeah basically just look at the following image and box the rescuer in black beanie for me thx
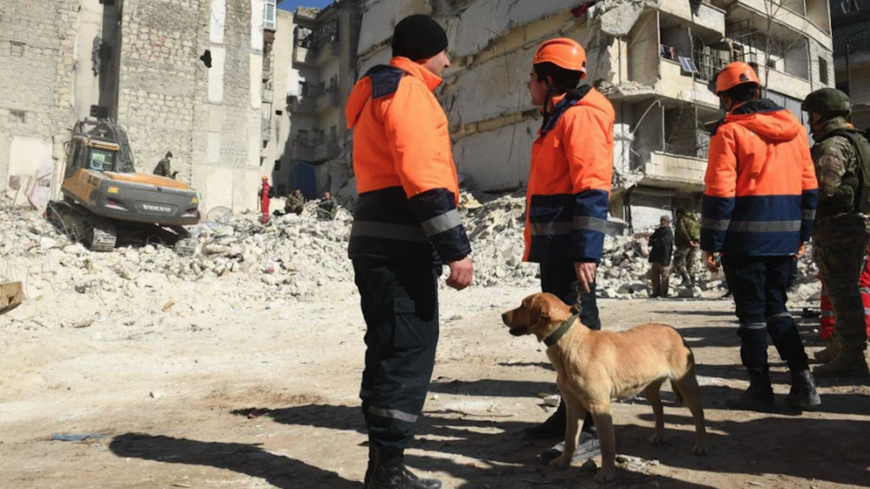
[391,14,448,61]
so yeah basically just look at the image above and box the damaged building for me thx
[831,0,870,129]
[356,0,835,230]
[282,0,362,199]
[0,0,288,213]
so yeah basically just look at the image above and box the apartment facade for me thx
[831,0,870,129]
[283,0,362,199]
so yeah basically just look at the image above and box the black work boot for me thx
[726,373,776,413]
[370,447,441,489]
[785,369,821,411]
[680,272,692,286]
[523,399,565,440]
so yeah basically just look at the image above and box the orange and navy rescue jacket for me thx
[701,99,818,256]
[524,86,615,264]
[345,57,471,264]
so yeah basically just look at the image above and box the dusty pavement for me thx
[2,284,869,489]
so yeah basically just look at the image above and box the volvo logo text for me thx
[142,204,172,213]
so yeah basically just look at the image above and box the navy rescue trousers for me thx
[354,257,440,453]
[722,255,810,376]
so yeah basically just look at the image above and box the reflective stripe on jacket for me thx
[701,99,819,256]
[523,86,614,264]
[345,57,470,264]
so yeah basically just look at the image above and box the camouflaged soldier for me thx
[803,88,870,378]
[674,208,701,286]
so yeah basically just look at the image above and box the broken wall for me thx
[357,0,630,192]
[117,0,264,213]
[0,0,112,206]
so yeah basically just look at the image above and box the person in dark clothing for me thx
[648,215,675,298]
[346,14,473,489]
[316,191,338,220]
[153,151,177,179]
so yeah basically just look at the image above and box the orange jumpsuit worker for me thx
[520,38,615,467]
[258,176,272,224]
[701,62,819,413]
[345,14,473,489]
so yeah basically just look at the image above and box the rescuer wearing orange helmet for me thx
[702,62,820,412]
[345,14,473,489]
[521,37,615,466]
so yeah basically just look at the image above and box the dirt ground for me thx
[2,286,869,489]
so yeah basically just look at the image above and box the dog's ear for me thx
[569,304,581,315]
[529,295,551,330]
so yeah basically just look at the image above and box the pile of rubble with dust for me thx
[463,192,823,302]
[0,193,822,329]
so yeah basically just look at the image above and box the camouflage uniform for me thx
[317,197,338,220]
[810,116,870,377]
[674,212,701,285]
[284,190,306,215]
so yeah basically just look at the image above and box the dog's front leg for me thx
[590,404,617,483]
[549,395,586,468]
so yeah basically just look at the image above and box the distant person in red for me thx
[258,176,273,224]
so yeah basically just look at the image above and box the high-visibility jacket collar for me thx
[389,56,443,92]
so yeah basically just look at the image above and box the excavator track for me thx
[46,200,118,252]
[170,226,197,257]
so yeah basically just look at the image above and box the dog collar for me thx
[544,313,579,348]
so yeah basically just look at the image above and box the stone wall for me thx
[117,0,264,213]
[0,0,80,203]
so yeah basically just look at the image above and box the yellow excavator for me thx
[46,118,200,255]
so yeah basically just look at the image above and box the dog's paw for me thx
[649,433,663,446]
[692,443,708,456]
[594,467,616,484]
[549,454,571,469]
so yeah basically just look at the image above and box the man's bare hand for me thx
[573,262,597,294]
[703,251,719,273]
[446,257,473,290]
[690,241,700,248]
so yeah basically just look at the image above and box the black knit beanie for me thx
[391,14,448,61]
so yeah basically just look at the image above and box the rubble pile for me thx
[0,193,823,329]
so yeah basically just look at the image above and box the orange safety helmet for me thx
[532,38,587,78]
[715,62,760,94]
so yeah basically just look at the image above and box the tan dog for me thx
[502,293,707,483]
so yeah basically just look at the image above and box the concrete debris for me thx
[0,194,824,329]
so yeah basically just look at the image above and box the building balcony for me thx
[714,0,832,50]
[314,138,341,162]
[642,151,707,190]
[758,67,813,102]
[289,89,339,115]
[315,90,340,112]
[293,44,316,66]
[288,95,317,114]
[289,138,341,163]
[293,40,340,67]
[314,41,340,66]
[658,59,721,108]
[659,0,726,35]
